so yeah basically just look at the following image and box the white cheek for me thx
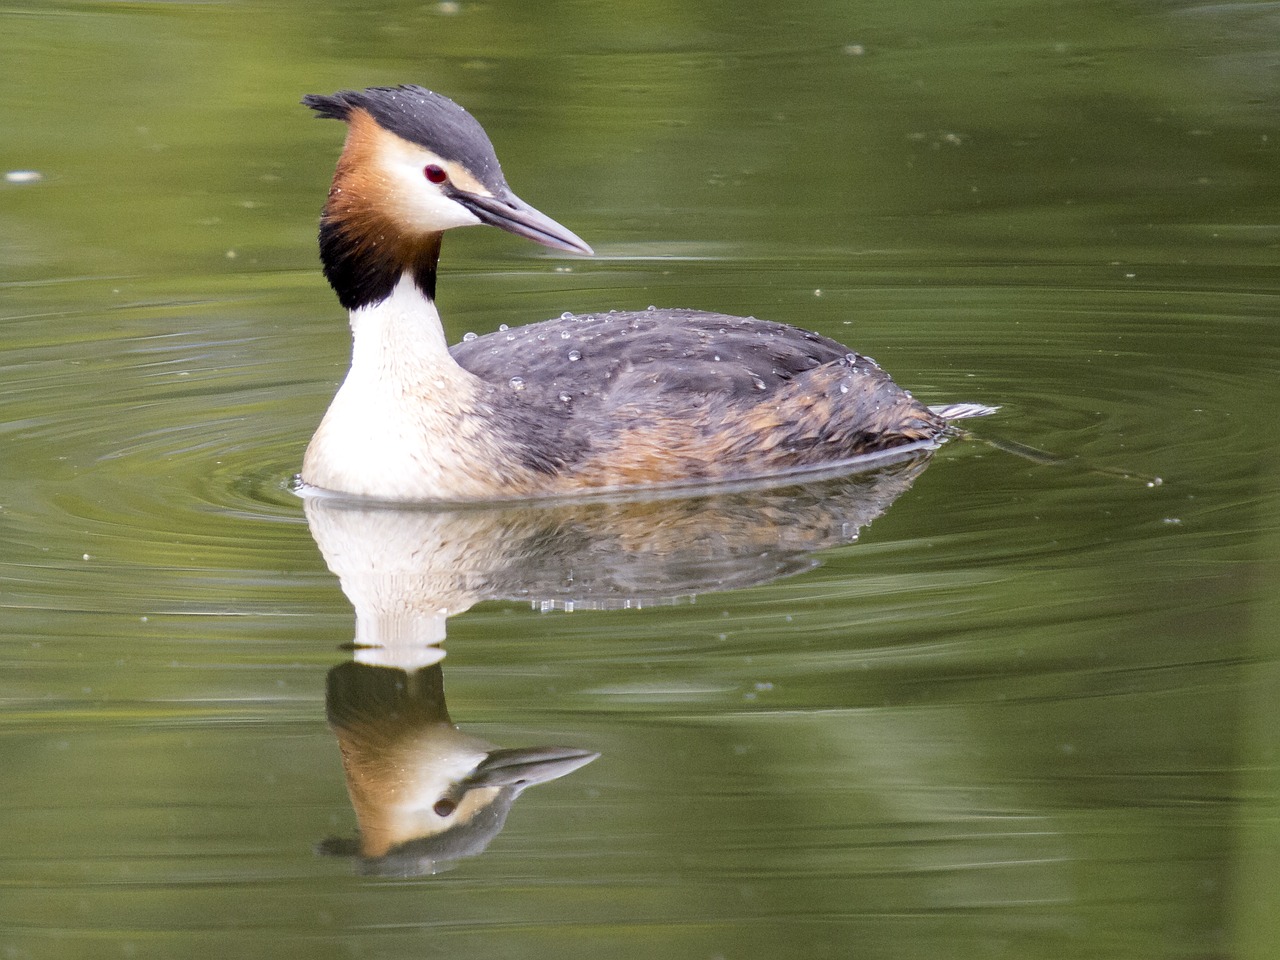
[379,152,481,232]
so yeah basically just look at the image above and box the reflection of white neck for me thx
[306,497,487,670]
[353,618,448,670]
[347,586,452,670]
[302,272,484,500]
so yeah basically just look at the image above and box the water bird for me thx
[300,85,993,501]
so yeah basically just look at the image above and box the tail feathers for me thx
[929,402,1000,421]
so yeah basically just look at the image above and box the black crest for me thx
[302,85,507,192]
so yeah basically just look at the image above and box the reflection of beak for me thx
[454,188,594,255]
[464,746,600,789]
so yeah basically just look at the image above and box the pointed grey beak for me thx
[455,189,594,256]
[465,746,600,789]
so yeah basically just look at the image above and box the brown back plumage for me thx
[452,308,950,489]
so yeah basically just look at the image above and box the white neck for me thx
[347,271,455,379]
[302,272,486,500]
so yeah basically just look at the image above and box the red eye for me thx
[424,164,448,184]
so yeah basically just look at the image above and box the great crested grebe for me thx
[300,85,992,501]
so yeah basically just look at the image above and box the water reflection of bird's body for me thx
[308,457,927,875]
[299,84,994,502]
[304,454,930,633]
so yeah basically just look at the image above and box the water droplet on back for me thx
[498,323,510,332]
[508,376,525,391]
[567,349,582,361]
[462,331,478,342]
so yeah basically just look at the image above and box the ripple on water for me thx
[0,280,329,614]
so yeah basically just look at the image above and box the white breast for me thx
[302,273,493,500]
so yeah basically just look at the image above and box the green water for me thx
[2,1,1278,958]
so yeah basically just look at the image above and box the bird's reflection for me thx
[317,661,597,876]
[307,449,932,875]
